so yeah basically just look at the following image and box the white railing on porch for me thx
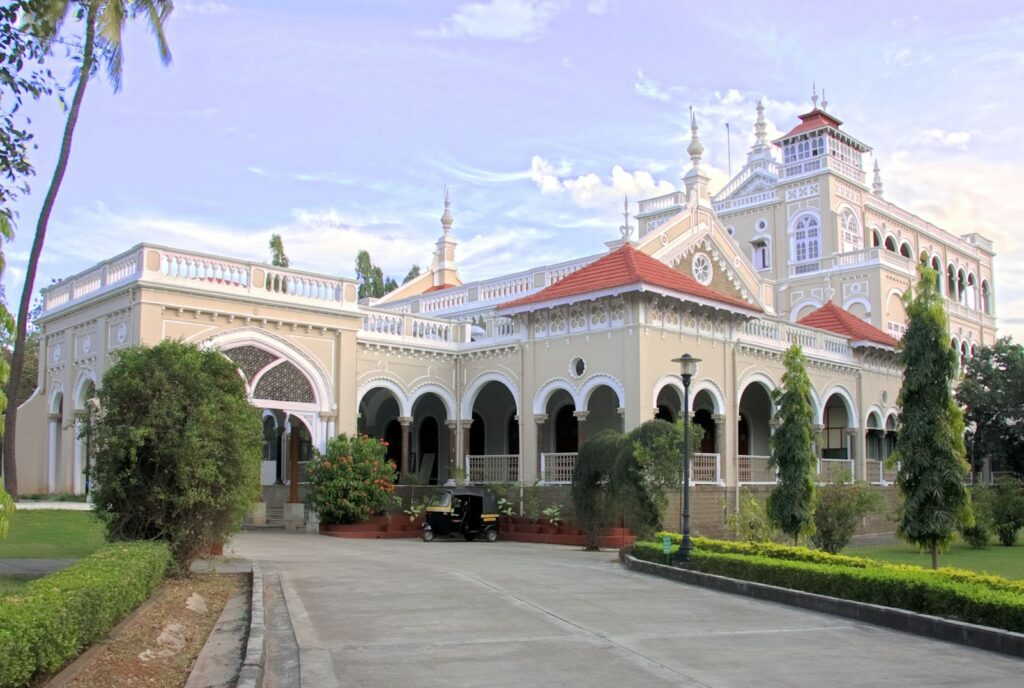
[738,455,775,484]
[866,459,899,485]
[465,454,520,484]
[691,453,721,484]
[540,452,577,484]
[817,458,853,484]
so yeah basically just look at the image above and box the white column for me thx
[72,412,85,494]
[48,413,60,493]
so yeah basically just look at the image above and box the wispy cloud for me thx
[429,0,568,41]
[247,166,270,177]
[900,128,972,150]
[291,171,355,186]
[175,1,230,16]
[634,69,670,101]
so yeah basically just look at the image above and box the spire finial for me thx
[821,88,828,112]
[754,99,767,147]
[687,106,704,166]
[618,195,633,241]
[872,159,884,197]
[811,83,818,109]
[440,185,453,235]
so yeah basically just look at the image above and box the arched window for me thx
[870,227,882,248]
[899,242,912,258]
[839,208,862,253]
[791,214,821,266]
[957,269,967,306]
[930,256,942,293]
[982,280,992,314]
[966,273,977,309]
[751,237,770,270]
[947,265,957,300]
[884,236,897,252]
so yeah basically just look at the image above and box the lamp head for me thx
[672,353,701,381]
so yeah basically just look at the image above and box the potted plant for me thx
[541,504,563,534]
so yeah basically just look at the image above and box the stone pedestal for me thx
[305,509,320,533]
[284,502,306,531]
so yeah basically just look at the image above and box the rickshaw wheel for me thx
[422,529,435,542]
[485,527,498,542]
[463,533,476,542]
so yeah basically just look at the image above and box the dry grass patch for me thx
[63,573,246,688]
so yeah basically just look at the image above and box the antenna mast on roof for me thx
[726,122,732,178]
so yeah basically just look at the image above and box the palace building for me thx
[16,99,997,524]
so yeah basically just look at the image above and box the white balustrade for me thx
[478,276,532,303]
[540,452,577,484]
[744,319,780,341]
[817,458,853,484]
[42,246,144,312]
[638,191,686,214]
[712,189,777,213]
[738,455,776,484]
[691,453,721,484]
[465,454,520,483]
[262,268,343,304]
[887,321,907,339]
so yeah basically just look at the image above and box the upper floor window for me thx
[791,214,821,264]
[839,208,862,253]
[783,134,826,164]
[751,238,770,270]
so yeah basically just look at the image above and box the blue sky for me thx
[6,0,1024,339]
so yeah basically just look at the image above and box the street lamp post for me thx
[672,353,700,564]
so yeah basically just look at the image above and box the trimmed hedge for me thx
[632,543,1024,632]
[653,532,1024,595]
[0,541,170,688]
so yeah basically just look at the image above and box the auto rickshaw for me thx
[421,485,500,542]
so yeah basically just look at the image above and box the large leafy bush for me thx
[811,481,882,554]
[306,433,399,524]
[91,340,263,570]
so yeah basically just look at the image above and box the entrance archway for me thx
[737,380,773,483]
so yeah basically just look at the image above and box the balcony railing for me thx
[866,459,899,485]
[465,454,520,484]
[741,318,852,358]
[817,458,853,484]
[738,455,775,484]
[691,453,721,484]
[780,156,865,184]
[712,190,778,213]
[41,244,362,316]
[637,191,686,216]
[540,452,577,484]
[788,247,916,278]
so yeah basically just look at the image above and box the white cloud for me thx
[175,1,230,16]
[247,166,269,177]
[431,0,568,42]
[585,0,618,15]
[901,128,972,150]
[884,46,933,69]
[529,156,675,208]
[634,69,670,101]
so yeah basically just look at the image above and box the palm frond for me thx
[135,0,172,64]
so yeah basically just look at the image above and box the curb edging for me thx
[619,549,1024,659]
[236,563,266,688]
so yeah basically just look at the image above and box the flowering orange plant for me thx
[306,433,399,524]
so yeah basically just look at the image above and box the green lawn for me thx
[0,509,106,559]
[846,540,1024,580]
[0,576,30,597]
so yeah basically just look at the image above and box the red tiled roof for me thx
[499,243,757,312]
[777,109,844,140]
[797,302,897,348]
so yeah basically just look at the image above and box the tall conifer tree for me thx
[767,344,817,544]
[894,267,972,568]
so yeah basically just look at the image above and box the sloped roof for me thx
[499,243,757,313]
[776,109,844,140]
[797,301,898,348]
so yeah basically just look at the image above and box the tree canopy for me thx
[894,267,972,568]
[767,344,818,544]
[355,249,398,299]
[90,339,262,570]
[269,232,289,268]
[957,337,1024,476]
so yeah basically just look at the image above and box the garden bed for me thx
[320,516,420,539]
[318,516,635,546]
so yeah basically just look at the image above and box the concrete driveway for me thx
[230,532,1023,687]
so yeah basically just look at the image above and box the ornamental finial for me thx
[872,159,884,197]
[754,99,767,147]
[618,195,633,241]
[440,185,453,234]
[687,106,704,166]
[811,83,818,109]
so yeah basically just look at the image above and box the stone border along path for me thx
[620,550,1024,658]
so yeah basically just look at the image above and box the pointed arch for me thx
[579,373,626,409]
[533,377,577,415]
[201,328,333,411]
[462,371,520,419]
[409,382,457,420]
[358,376,412,417]
[820,384,858,428]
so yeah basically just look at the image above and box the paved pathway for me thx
[12,500,93,511]
[0,558,76,576]
[230,532,1023,688]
